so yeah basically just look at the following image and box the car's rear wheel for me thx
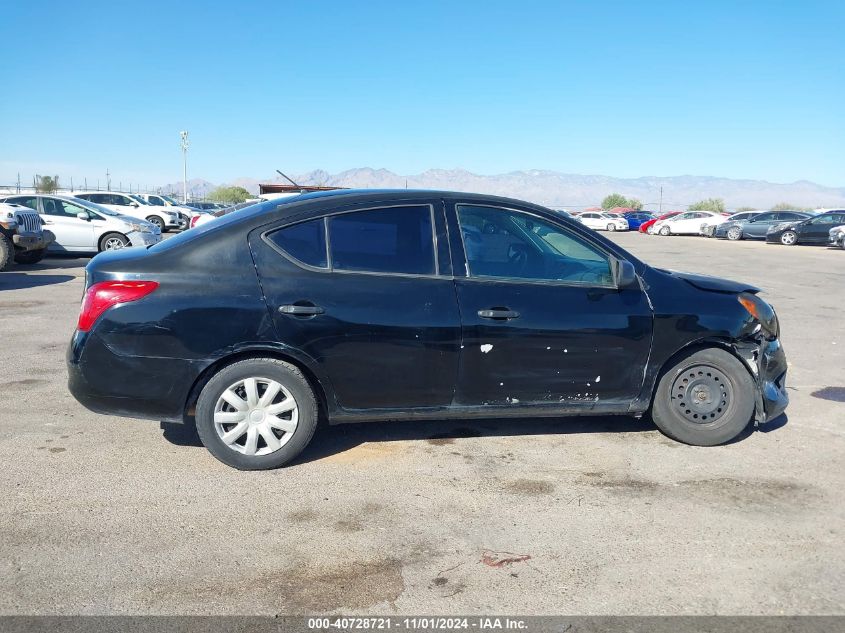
[195,358,318,470]
[727,226,743,241]
[607,223,617,232]
[13,247,46,264]
[650,347,755,446]
[780,231,798,246]
[99,232,130,251]
[145,216,165,232]
[659,226,671,236]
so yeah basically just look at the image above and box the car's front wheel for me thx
[780,231,798,246]
[145,216,165,232]
[650,347,755,446]
[607,223,617,232]
[727,226,743,241]
[195,358,318,470]
[659,226,671,236]
[99,232,130,251]
[0,233,12,271]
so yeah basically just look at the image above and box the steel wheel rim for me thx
[670,364,732,425]
[213,377,299,456]
[728,227,741,240]
[781,232,796,245]
[104,237,125,250]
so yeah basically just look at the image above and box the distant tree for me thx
[602,193,640,210]
[34,175,59,193]
[771,202,812,212]
[736,206,757,212]
[207,186,251,204]
[688,198,726,213]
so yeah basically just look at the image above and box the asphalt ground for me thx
[0,231,843,615]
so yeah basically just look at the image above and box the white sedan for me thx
[653,211,724,236]
[577,212,629,232]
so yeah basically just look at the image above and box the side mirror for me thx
[612,258,637,289]
[76,211,90,221]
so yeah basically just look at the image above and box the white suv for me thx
[73,191,182,232]
[136,193,207,222]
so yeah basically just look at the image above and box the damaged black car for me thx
[67,190,788,470]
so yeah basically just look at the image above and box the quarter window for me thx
[329,206,435,275]
[267,218,327,268]
[457,205,612,286]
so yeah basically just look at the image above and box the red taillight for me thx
[77,280,159,332]
[190,215,200,228]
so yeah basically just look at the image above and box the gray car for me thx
[0,194,161,252]
[714,210,811,240]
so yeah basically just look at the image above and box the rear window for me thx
[329,206,435,275]
[148,199,284,253]
[266,218,327,268]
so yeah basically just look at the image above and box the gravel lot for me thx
[1,233,843,615]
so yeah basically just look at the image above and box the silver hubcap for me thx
[782,232,796,245]
[728,228,741,239]
[104,237,125,250]
[213,377,298,456]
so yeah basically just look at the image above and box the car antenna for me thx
[275,170,302,192]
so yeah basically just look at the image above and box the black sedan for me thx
[766,210,845,246]
[67,190,788,469]
[714,211,810,240]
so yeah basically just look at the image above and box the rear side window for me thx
[267,218,327,268]
[329,206,435,275]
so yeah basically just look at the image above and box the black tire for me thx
[780,230,798,246]
[0,233,14,271]
[726,226,743,241]
[145,215,165,232]
[607,223,617,232]
[195,358,318,470]
[650,347,755,446]
[659,226,671,236]
[13,248,46,264]
[99,232,130,252]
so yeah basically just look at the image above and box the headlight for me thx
[738,292,779,339]
[769,223,791,232]
[128,222,151,233]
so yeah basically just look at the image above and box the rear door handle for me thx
[279,304,324,316]
[478,308,520,320]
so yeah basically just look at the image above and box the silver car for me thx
[0,194,161,252]
[829,225,845,249]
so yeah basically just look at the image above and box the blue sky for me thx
[2,0,843,187]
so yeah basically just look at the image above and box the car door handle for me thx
[279,304,324,316]
[478,308,520,320]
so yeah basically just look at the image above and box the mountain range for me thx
[161,168,845,210]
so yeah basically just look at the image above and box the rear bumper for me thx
[67,330,203,422]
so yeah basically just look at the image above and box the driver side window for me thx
[457,205,612,286]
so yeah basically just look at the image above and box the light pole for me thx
[180,131,189,204]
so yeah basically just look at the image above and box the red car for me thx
[639,211,681,233]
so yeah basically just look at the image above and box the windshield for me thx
[162,195,183,206]
[128,194,148,205]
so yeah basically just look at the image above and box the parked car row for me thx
[639,207,845,249]
[0,192,242,258]
[0,194,163,256]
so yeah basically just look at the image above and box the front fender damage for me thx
[732,333,788,426]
